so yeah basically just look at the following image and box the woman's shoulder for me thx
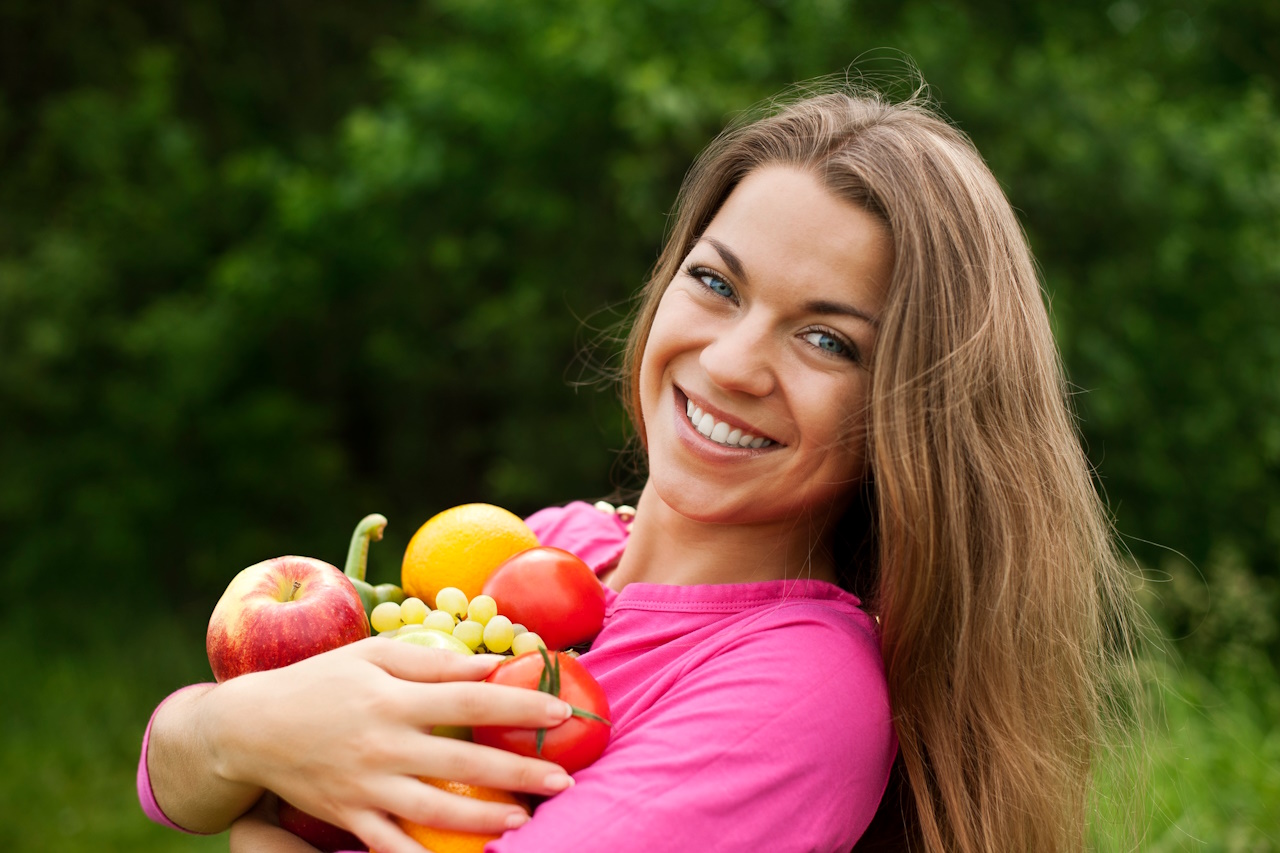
[692,578,884,664]
[524,500,630,574]
[716,591,887,699]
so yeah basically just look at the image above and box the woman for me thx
[140,86,1138,852]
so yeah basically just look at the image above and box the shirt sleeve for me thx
[524,501,629,574]
[485,610,896,853]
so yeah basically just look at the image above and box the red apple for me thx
[206,555,370,682]
[277,799,362,852]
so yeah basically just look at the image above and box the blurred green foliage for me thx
[2,0,1277,612]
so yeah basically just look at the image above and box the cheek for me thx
[837,404,873,476]
[637,337,663,422]
[807,379,873,470]
[638,294,687,401]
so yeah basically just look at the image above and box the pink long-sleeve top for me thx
[139,501,896,852]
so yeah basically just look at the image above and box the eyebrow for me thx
[704,236,748,282]
[805,298,880,328]
[701,236,881,328]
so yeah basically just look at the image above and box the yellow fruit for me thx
[402,504,538,604]
[382,778,529,853]
[393,627,474,656]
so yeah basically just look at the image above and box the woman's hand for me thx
[148,638,574,853]
[230,794,326,853]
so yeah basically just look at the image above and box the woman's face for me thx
[639,165,892,529]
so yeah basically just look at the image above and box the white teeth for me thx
[683,397,774,448]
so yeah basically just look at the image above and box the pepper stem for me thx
[344,513,388,582]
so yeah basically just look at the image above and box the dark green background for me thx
[1,1,1277,849]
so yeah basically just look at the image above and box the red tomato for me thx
[473,650,611,774]
[481,547,606,651]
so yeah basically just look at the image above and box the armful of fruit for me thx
[147,640,576,847]
[146,506,611,853]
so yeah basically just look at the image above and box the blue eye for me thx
[802,330,854,360]
[706,277,733,298]
[688,266,735,300]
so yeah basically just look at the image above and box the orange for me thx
[401,503,539,605]
[385,778,530,853]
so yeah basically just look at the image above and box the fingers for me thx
[397,680,573,729]
[388,735,573,797]
[376,774,532,835]
[345,779,532,853]
[358,638,504,683]
[358,639,574,728]
[347,811,430,853]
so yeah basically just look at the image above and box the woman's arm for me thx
[229,795,329,853]
[145,638,576,853]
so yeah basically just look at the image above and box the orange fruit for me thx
[402,504,539,605]
[385,778,530,853]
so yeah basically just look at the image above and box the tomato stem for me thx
[530,648,611,756]
[570,707,610,725]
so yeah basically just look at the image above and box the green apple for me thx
[393,627,474,656]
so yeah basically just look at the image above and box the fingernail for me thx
[544,772,574,792]
[547,699,573,720]
[505,810,531,829]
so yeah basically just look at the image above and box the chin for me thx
[647,472,773,526]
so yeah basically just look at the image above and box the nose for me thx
[699,315,777,397]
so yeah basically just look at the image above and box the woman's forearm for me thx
[141,640,576,853]
[146,681,266,833]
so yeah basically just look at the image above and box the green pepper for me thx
[344,513,405,619]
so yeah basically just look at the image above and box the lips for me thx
[677,388,779,449]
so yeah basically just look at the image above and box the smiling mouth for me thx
[679,390,776,449]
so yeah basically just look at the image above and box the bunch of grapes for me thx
[370,588,548,656]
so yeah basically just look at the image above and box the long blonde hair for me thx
[621,88,1141,851]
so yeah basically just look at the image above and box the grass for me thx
[0,609,226,853]
[1091,653,1280,852]
[1,600,1276,852]
[1141,658,1280,850]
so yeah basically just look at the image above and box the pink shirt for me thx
[139,502,896,851]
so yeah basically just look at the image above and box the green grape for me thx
[370,601,403,634]
[511,623,528,636]
[435,587,469,620]
[467,595,498,625]
[397,623,425,635]
[399,597,428,625]
[423,609,457,634]
[482,615,514,653]
[511,631,547,656]
[377,627,399,639]
[452,619,485,651]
